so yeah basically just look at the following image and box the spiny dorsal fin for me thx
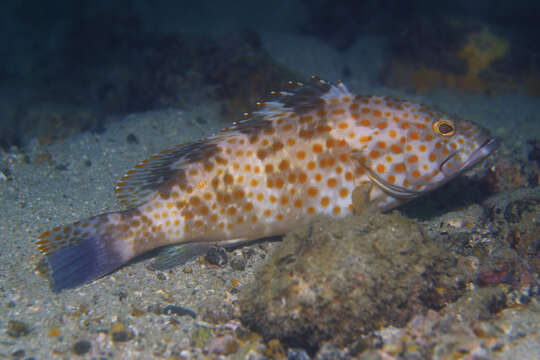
[226,77,349,134]
[250,76,349,117]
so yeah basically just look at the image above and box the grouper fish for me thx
[37,77,499,292]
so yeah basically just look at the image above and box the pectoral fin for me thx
[149,243,214,270]
[351,183,372,215]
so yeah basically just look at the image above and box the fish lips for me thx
[441,137,500,177]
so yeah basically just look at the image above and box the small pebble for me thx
[115,291,128,302]
[265,338,286,358]
[205,247,228,266]
[7,320,30,338]
[230,256,246,271]
[110,322,133,342]
[0,169,10,182]
[163,304,197,318]
[55,163,69,171]
[112,330,133,342]
[287,348,311,360]
[242,248,256,259]
[48,326,61,337]
[155,289,170,301]
[11,349,25,358]
[205,335,239,355]
[110,322,125,333]
[78,303,89,314]
[126,134,139,144]
[382,342,404,356]
[156,272,167,281]
[192,326,212,348]
[35,152,52,164]
[72,340,92,355]
[148,303,162,315]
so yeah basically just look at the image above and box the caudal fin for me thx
[36,214,128,292]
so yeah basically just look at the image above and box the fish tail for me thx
[36,212,132,292]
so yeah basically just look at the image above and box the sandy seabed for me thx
[1,33,540,359]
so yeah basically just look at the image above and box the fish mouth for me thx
[464,136,500,169]
[440,137,500,176]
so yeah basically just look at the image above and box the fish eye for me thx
[433,120,455,137]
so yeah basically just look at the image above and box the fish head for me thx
[359,110,499,201]
[428,116,499,180]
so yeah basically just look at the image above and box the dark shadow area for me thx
[125,235,284,270]
[398,176,494,220]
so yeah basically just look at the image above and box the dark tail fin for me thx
[36,213,128,292]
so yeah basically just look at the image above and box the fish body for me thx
[37,78,499,292]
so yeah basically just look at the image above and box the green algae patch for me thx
[239,212,472,349]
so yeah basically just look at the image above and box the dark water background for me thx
[1,0,539,149]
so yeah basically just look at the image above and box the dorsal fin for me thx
[114,113,273,208]
[251,76,346,117]
[115,76,344,208]
[115,140,220,207]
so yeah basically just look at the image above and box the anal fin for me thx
[352,183,371,215]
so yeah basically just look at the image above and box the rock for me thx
[287,348,311,360]
[72,340,92,355]
[110,322,134,342]
[11,349,25,358]
[314,342,347,360]
[230,255,246,271]
[264,338,286,358]
[483,187,540,275]
[191,326,212,348]
[126,133,139,144]
[450,286,508,321]
[239,213,473,349]
[204,335,239,355]
[7,320,30,338]
[163,304,197,318]
[374,290,540,360]
[205,247,228,266]
[111,329,133,342]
